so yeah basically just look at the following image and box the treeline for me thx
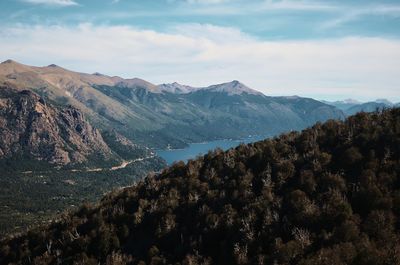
[1,109,400,264]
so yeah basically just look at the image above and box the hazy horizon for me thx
[0,0,399,102]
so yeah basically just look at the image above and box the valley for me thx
[2,109,399,264]
[1,0,399,263]
[0,155,165,235]
[0,60,396,237]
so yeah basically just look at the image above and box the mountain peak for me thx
[158,82,197,94]
[375,98,393,106]
[0,59,34,76]
[342,98,361,104]
[206,80,263,96]
[1,59,26,67]
[230,80,240,85]
[1,59,17,64]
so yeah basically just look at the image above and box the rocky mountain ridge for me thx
[0,85,114,165]
[158,80,262,95]
[0,60,345,149]
[0,85,154,168]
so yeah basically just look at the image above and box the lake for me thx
[156,135,269,165]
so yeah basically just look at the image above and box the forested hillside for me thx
[1,109,399,265]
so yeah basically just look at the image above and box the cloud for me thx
[170,23,253,43]
[0,23,399,101]
[21,0,78,6]
[185,0,230,3]
[165,0,336,16]
[321,5,400,29]
[260,0,336,11]
[182,0,334,10]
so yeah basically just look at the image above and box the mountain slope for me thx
[321,99,361,112]
[0,84,166,235]
[323,98,394,116]
[95,81,345,145]
[345,102,391,116]
[0,85,114,167]
[1,109,399,264]
[0,60,345,148]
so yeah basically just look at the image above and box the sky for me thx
[0,0,400,102]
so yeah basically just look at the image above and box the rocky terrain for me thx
[0,85,166,235]
[0,85,113,166]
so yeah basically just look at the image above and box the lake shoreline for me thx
[156,134,270,165]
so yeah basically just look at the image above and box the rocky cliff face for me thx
[0,85,113,165]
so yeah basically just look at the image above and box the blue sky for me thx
[0,0,400,101]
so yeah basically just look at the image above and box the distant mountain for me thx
[158,80,262,95]
[323,98,395,116]
[375,99,393,106]
[2,109,399,264]
[201,80,263,95]
[158,82,197,94]
[321,99,361,112]
[0,60,344,149]
[345,102,391,116]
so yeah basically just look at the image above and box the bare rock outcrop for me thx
[0,85,113,165]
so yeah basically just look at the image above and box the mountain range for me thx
[0,60,344,152]
[322,98,398,116]
[1,108,399,264]
[0,59,392,236]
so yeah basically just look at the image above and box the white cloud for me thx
[175,0,336,16]
[0,23,399,101]
[321,5,400,29]
[261,0,335,11]
[21,0,78,6]
[182,0,334,10]
[185,0,229,3]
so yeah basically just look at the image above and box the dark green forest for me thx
[1,109,400,265]
[0,157,165,236]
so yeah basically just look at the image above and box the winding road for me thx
[21,155,156,174]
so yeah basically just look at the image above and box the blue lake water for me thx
[157,135,269,165]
